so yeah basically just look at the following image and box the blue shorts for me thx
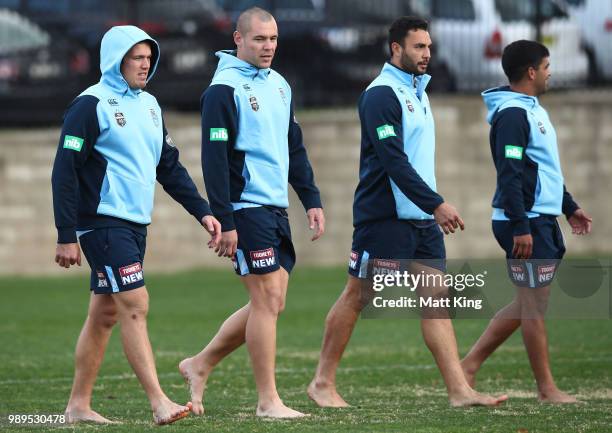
[79,227,146,294]
[348,219,446,279]
[232,206,296,276]
[492,215,565,288]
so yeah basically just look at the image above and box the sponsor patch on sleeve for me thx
[210,128,228,141]
[504,145,523,160]
[63,135,84,152]
[376,124,396,140]
[119,262,143,285]
[249,248,276,269]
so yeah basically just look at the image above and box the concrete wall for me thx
[0,91,610,275]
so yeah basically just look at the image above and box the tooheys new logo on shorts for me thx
[119,263,143,285]
[210,128,228,141]
[376,124,396,140]
[63,135,84,151]
[250,248,276,268]
[505,145,523,159]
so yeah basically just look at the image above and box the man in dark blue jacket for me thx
[307,16,507,408]
[179,7,324,418]
[461,40,592,403]
[52,25,221,424]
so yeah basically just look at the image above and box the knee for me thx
[342,279,368,311]
[90,306,118,329]
[254,286,284,316]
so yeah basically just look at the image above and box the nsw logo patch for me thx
[250,248,276,269]
[63,135,84,152]
[376,124,396,140]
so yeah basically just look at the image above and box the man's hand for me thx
[512,234,533,259]
[216,230,238,258]
[201,215,222,249]
[307,208,325,241]
[433,202,465,235]
[55,243,81,269]
[568,208,592,235]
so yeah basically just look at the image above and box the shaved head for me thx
[236,7,274,35]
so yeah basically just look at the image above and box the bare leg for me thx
[308,276,367,407]
[65,293,117,424]
[179,303,250,414]
[414,264,508,407]
[244,269,307,418]
[518,287,577,403]
[114,287,191,424]
[461,299,522,387]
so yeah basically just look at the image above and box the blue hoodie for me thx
[52,26,211,243]
[482,86,578,235]
[200,50,321,231]
[352,62,444,227]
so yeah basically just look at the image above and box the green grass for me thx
[0,267,611,432]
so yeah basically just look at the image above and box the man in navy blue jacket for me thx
[52,25,221,424]
[307,17,507,408]
[461,40,592,403]
[179,7,324,418]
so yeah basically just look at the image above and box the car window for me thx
[495,0,568,22]
[0,12,49,54]
[432,0,475,20]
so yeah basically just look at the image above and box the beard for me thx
[399,51,424,76]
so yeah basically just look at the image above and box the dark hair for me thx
[388,16,428,55]
[502,40,550,83]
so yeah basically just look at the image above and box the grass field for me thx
[0,267,611,432]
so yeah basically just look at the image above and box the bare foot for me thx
[450,390,508,407]
[460,359,477,389]
[307,380,350,408]
[256,401,309,418]
[153,400,191,425]
[539,389,579,404]
[179,357,212,415]
[65,408,115,424]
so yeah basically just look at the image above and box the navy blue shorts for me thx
[232,206,296,276]
[348,219,446,279]
[79,227,146,294]
[493,215,565,288]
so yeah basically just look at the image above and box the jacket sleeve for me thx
[156,118,211,222]
[201,84,238,231]
[362,86,444,214]
[562,184,579,218]
[288,104,322,210]
[492,107,531,236]
[51,95,100,244]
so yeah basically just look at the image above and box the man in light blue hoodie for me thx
[461,40,592,404]
[179,7,324,418]
[52,25,221,424]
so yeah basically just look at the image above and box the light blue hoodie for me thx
[80,26,164,224]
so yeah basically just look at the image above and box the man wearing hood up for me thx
[52,25,221,424]
[179,7,324,418]
[461,40,592,403]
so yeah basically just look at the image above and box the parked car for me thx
[565,0,612,82]
[410,0,589,90]
[0,9,91,125]
[0,0,233,112]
